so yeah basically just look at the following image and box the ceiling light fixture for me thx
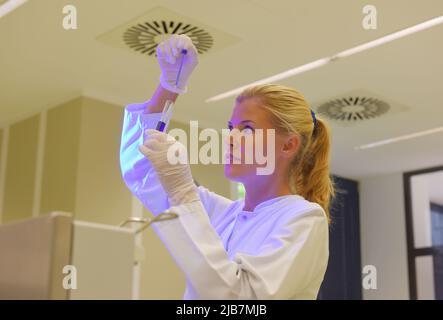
[354,126,443,150]
[206,15,443,103]
[0,0,27,19]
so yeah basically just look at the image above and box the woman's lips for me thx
[225,152,241,163]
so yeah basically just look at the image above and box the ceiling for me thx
[1,0,442,180]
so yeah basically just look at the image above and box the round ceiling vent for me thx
[317,96,390,122]
[123,20,213,56]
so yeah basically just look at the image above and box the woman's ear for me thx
[281,134,300,158]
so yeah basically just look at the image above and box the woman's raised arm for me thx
[120,34,198,214]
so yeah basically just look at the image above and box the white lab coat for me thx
[120,102,329,300]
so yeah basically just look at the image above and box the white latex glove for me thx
[156,34,199,94]
[138,128,200,207]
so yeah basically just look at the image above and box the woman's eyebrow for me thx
[228,120,255,125]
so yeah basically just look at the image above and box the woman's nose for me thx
[224,130,240,149]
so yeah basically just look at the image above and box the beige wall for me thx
[140,208,186,299]
[40,98,82,216]
[0,128,3,222]
[359,172,409,299]
[174,116,231,198]
[0,128,2,162]
[0,128,2,189]
[74,97,133,226]
[2,115,39,224]
[0,96,233,299]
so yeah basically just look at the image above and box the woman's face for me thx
[224,98,298,183]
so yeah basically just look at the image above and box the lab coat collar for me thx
[240,194,304,214]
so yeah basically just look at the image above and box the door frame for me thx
[403,164,443,299]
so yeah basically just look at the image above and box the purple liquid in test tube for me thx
[175,49,187,86]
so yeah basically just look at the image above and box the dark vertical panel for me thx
[404,171,417,299]
[318,175,362,299]
[434,247,443,300]
[430,204,443,300]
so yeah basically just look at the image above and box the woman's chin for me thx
[224,164,243,181]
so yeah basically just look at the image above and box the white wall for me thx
[410,175,432,248]
[359,172,409,299]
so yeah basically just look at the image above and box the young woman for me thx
[120,34,335,299]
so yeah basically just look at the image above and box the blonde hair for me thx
[236,84,335,223]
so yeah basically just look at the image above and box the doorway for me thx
[404,165,443,300]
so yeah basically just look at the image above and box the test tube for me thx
[156,100,174,132]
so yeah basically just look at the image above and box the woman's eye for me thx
[227,125,254,134]
[242,126,254,134]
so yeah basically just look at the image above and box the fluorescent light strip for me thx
[206,15,443,103]
[0,0,27,19]
[206,58,331,102]
[334,15,443,59]
[354,126,443,150]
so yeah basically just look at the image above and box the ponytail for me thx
[293,117,335,223]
